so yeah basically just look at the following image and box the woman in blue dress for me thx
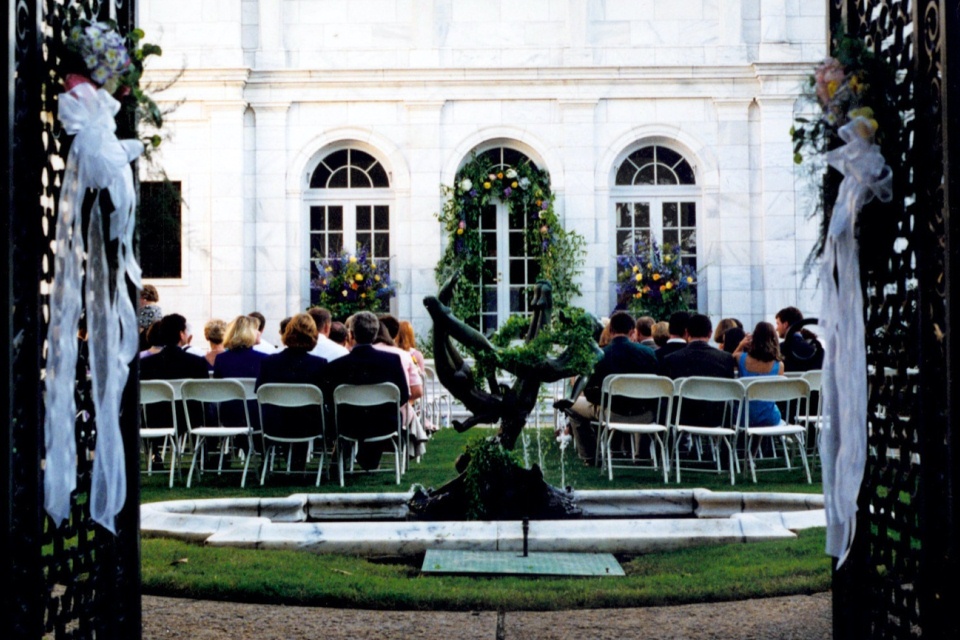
[733,321,785,426]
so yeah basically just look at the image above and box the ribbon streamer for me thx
[44,82,144,534]
[819,116,892,566]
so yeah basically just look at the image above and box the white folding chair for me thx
[740,377,813,484]
[333,382,403,486]
[672,377,743,485]
[257,383,327,486]
[180,379,259,488]
[139,380,181,488]
[597,374,673,483]
[422,365,452,428]
[797,370,823,456]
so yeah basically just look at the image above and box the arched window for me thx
[306,147,392,305]
[463,145,542,333]
[612,144,699,290]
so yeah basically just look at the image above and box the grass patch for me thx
[140,426,828,609]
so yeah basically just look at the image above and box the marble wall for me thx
[139,0,825,345]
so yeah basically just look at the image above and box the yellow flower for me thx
[647,263,653,269]
[652,273,661,281]
[848,74,863,94]
[848,106,874,119]
[664,255,671,263]
[354,273,363,281]
[370,262,377,269]
[665,281,674,290]
[361,293,366,298]
[634,292,642,299]
[374,275,380,282]
[457,228,464,235]
[320,279,327,286]
[511,181,518,188]
[686,276,693,284]
[632,265,639,273]
[349,256,357,263]
[827,79,839,98]
[483,181,491,189]
[325,266,332,272]
[634,273,642,282]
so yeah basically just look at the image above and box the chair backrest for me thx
[140,379,177,406]
[741,377,810,403]
[674,376,745,427]
[333,382,402,439]
[602,374,674,424]
[140,380,178,432]
[257,383,325,440]
[180,378,250,430]
[801,369,822,391]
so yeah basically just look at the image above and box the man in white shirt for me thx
[249,311,279,354]
[307,307,349,361]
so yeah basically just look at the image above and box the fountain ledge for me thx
[141,489,825,555]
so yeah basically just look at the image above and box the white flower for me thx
[505,168,518,179]
[518,177,531,190]
[459,178,472,192]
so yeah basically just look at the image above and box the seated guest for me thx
[396,320,426,375]
[655,311,691,369]
[308,307,349,362]
[775,306,824,372]
[651,321,670,348]
[138,284,163,351]
[712,317,743,348]
[328,321,348,347]
[202,318,227,369]
[140,314,210,380]
[373,316,427,456]
[565,311,658,464]
[249,311,279,354]
[718,326,745,355]
[140,314,209,437]
[733,321,785,426]
[214,315,269,380]
[139,320,163,359]
[324,311,410,470]
[662,314,737,380]
[635,316,656,348]
[256,313,330,469]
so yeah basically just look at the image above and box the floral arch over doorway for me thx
[436,145,585,332]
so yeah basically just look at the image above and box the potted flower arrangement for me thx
[615,238,696,320]
[311,246,397,320]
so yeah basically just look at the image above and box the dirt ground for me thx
[142,591,832,639]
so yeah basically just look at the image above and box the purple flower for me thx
[503,187,513,198]
[469,189,477,198]
[541,201,549,210]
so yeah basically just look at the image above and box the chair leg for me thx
[187,436,204,488]
[167,436,178,488]
[260,445,272,485]
[798,436,812,483]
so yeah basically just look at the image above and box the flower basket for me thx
[615,238,696,320]
[311,248,397,320]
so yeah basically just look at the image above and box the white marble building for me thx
[139,0,826,345]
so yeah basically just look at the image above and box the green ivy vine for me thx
[435,154,586,328]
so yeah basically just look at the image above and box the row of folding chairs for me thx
[592,372,822,486]
[139,379,409,488]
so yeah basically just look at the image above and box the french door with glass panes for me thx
[478,202,540,334]
[308,198,390,305]
[614,197,698,273]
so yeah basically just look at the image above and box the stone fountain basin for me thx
[140,489,825,556]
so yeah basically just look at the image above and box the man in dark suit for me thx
[662,313,736,438]
[635,315,657,348]
[655,311,691,369]
[140,314,210,441]
[566,311,658,464]
[324,311,410,470]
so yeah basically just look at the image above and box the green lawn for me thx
[139,427,829,609]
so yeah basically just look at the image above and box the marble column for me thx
[559,99,598,312]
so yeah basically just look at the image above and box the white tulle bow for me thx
[44,82,143,534]
[819,116,892,566]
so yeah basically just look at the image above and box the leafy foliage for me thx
[460,436,524,520]
[436,154,585,327]
[310,246,397,321]
[616,237,696,321]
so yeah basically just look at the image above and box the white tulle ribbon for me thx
[44,82,144,534]
[819,116,892,566]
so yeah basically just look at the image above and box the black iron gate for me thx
[831,1,959,638]
[3,1,142,637]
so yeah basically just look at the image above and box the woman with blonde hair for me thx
[203,318,227,369]
[213,315,268,379]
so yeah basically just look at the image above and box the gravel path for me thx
[143,592,832,639]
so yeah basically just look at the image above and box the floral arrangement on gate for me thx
[311,246,397,320]
[436,154,585,328]
[43,14,164,535]
[791,34,898,568]
[615,238,696,320]
[790,34,897,259]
